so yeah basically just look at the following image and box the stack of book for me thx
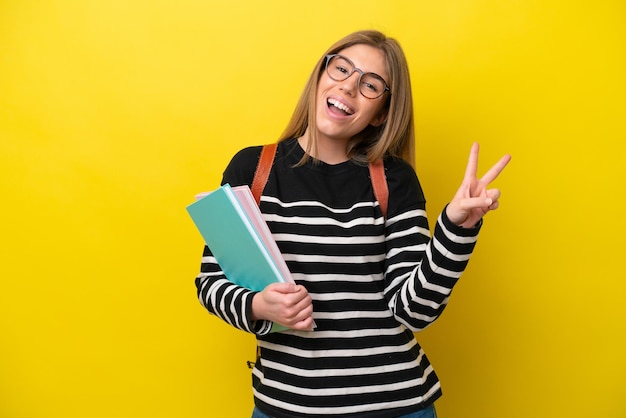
[186,184,294,332]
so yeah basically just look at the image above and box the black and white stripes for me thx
[195,139,480,417]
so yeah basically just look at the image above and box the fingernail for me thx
[486,198,493,205]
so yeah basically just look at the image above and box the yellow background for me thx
[1,1,624,417]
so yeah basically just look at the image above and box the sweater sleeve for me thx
[383,158,481,331]
[194,146,275,335]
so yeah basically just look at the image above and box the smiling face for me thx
[313,44,390,152]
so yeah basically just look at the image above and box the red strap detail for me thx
[251,143,277,205]
[369,159,388,219]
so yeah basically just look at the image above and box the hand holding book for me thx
[251,282,315,331]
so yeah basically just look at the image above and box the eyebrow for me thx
[342,54,388,79]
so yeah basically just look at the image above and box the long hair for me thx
[278,30,415,166]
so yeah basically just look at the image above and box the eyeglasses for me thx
[324,54,391,99]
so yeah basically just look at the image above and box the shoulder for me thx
[222,145,263,187]
[384,156,416,178]
[222,139,298,186]
[383,156,426,215]
[384,157,423,195]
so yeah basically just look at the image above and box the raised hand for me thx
[446,143,511,228]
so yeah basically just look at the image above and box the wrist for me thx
[250,292,265,321]
[442,204,483,233]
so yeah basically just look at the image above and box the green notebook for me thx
[186,184,291,332]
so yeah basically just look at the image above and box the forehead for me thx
[337,44,388,79]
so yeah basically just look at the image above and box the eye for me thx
[362,81,380,93]
[327,55,354,80]
[361,74,384,93]
[335,64,350,75]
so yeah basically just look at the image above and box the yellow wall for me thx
[1,1,624,417]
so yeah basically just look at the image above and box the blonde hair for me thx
[279,30,415,166]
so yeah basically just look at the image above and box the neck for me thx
[299,130,349,165]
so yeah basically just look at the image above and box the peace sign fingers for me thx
[447,142,511,227]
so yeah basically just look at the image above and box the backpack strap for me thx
[368,159,388,219]
[251,143,388,219]
[250,142,277,205]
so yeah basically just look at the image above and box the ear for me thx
[370,109,388,127]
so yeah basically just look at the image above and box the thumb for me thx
[269,282,300,294]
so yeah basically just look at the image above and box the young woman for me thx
[195,30,510,418]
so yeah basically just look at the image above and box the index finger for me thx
[480,153,512,185]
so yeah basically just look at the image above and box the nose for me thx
[339,72,360,96]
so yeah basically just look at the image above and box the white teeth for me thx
[328,98,353,115]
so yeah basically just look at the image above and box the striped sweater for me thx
[195,138,481,417]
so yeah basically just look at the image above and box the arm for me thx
[195,246,262,333]
[385,143,510,330]
[384,207,480,331]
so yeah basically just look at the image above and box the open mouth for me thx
[327,98,354,115]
